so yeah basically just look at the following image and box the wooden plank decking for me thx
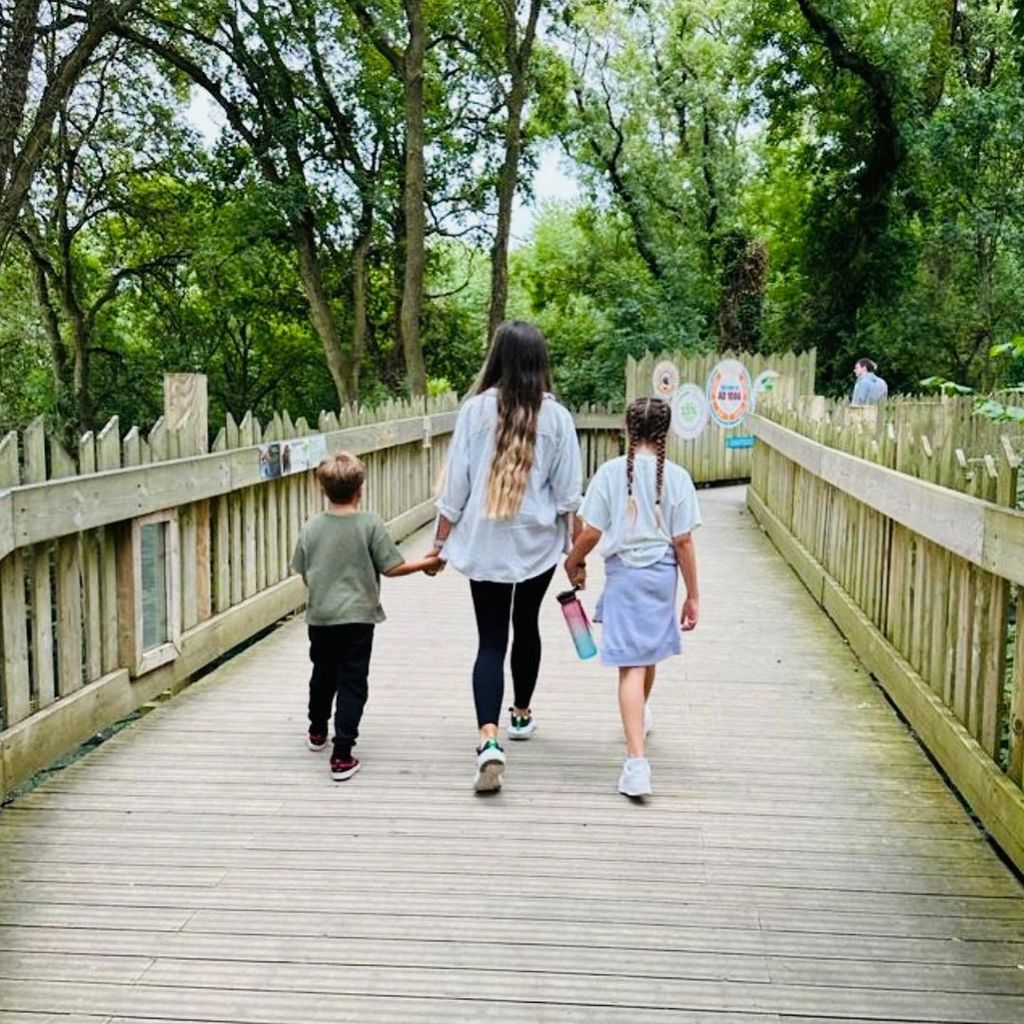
[1,485,1023,1023]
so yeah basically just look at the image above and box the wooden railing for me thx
[0,385,626,800]
[748,410,1024,872]
[572,404,624,481]
[767,394,1024,503]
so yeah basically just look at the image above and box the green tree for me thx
[16,45,194,431]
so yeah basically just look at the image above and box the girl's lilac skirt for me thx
[595,552,681,667]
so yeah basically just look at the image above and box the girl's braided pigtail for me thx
[623,395,672,531]
[625,405,640,524]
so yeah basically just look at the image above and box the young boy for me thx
[291,451,442,781]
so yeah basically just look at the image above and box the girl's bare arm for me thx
[564,524,602,588]
[673,533,699,630]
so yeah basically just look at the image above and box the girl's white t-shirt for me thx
[580,454,701,568]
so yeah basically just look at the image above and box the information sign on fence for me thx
[672,384,709,441]
[652,360,680,398]
[707,359,753,429]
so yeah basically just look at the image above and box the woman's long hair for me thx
[475,321,553,519]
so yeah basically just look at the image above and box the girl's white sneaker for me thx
[618,757,653,797]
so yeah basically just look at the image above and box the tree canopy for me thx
[3,0,1024,436]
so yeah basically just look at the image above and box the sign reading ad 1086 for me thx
[706,359,752,429]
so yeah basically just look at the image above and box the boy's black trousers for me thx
[307,623,375,758]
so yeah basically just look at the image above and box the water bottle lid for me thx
[555,589,579,605]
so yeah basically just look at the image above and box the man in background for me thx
[851,358,888,405]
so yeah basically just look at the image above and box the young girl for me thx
[564,397,700,797]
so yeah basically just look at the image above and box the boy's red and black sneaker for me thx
[307,731,328,752]
[330,754,360,781]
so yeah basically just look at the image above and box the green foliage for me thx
[0,256,55,433]
[508,203,706,405]
[6,0,1024,432]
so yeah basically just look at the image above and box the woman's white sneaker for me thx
[474,739,507,792]
[618,756,653,797]
[507,707,537,741]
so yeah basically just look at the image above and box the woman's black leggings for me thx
[469,566,557,728]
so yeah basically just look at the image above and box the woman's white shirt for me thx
[580,455,701,568]
[437,389,582,583]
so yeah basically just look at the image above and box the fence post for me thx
[164,374,211,624]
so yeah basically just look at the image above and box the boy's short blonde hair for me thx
[317,451,365,504]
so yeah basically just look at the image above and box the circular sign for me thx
[751,369,779,414]
[672,384,709,441]
[706,359,753,429]
[652,360,680,398]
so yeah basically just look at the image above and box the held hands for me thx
[564,556,586,590]
[681,596,699,632]
[423,548,447,577]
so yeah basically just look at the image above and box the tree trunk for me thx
[25,245,69,402]
[487,0,542,342]
[385,197,408,389]
[0,0,142,257]
[796,0,901,246]
[0,0,42,189]
[398,0,428,395]
[350,197,375,400]
[700,104,719,270]
[294,212,354,406]
[488,83,526,342]
[71,318,92,431]
[924,0,957,114]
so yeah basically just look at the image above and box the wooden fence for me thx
[770,394,1024,504]
[573,403,625,482]
[748,406,1024,872]
[626,350,816,484]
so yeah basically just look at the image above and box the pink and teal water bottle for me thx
[557,589,598,660]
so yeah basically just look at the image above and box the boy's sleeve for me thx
[370,518,405,573]
[290,527,306,576]
[436,405,472,523]
[669,477,703,538]
[579,465,610,533]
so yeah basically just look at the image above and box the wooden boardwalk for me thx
[1,485,1023,1023]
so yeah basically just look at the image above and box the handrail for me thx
[751,415,1024,585]
[0,412,458,560]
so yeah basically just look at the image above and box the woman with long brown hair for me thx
[430,321,582,791]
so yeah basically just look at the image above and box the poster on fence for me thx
[259,434,330,479]
[652,360,680,398]
[752,369,779,412]
[258,443,281,480]
[707,359,753,429]
[672,384,709,441]
[308,435,327,467]
[281,439,308,475]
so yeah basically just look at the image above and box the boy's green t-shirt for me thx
[291,511,404,625]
